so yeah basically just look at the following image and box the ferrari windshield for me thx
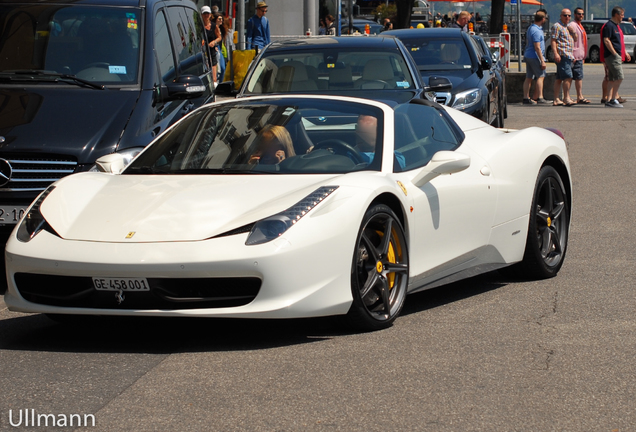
[0,4,141,84]
[244,49,415,93]
[126,98,385,175]
[402,37,472,71]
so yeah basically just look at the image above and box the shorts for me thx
[525,57,546,79]
[572,59,584,80]
[604,53,624,81]
[555,57,573,80]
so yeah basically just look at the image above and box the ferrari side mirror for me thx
[411,151,471,187]
[94,153,127,174]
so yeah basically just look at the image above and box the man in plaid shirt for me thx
[550,9,578,106]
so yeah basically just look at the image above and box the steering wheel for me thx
[313,139,365,164]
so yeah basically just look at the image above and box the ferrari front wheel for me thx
[346,204,409,331]
[518,166,570,279]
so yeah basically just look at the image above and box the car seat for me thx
[273,61,318,92]
[354,58,394,89]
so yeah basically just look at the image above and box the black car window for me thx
[154,10,176,85]
[166,6,207,77]
[0,4,141,84]
[403,37,472,70]
[245,49,415,94]
[393,103,460,172]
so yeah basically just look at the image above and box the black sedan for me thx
[384,28,506,127]
[215,36,428,104]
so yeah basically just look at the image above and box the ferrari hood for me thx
[40,173,340,242]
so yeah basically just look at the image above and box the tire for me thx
[589,46,600,63]
[346,204,409,331]
[495,97,504,128]
[503,95,508,119]
[546,46,554,63]
[513,166,570,279]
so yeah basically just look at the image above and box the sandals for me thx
[617,97,627,103]
[577,98,591,104]
[553,99,564,106]
[601,98,608,104]
[563,99,576,107]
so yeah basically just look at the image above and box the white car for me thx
[4,95,572,331]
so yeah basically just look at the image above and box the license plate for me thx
[93,277,150,292]
[0,205,27,225]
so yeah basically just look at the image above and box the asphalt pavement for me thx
[1,62,635,431]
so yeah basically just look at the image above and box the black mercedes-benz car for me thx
[384,28,506,128]
[215,36,429,104]
[0,0,215,291]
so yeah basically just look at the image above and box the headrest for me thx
[362,59,394,81]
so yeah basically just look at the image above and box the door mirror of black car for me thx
[428,76,453,92]
[480,56,492,70]
[158,75,206,103]
[214,81,237,96]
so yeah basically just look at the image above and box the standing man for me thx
[451,11,470,32]
[246,1,270,51]
[551,9,578,106]
[600,7,631,108]
[522,11,551,104]
[569,7,590,104]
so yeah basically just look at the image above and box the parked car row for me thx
[3,12,571,331]
[217,29,507,128]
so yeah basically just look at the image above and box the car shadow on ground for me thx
[0,271,512,355]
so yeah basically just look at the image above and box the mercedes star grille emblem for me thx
[0,159,13,187]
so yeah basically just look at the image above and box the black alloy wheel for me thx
[589,46,600,63]
[517,165,570,279]
[347,204,409,330]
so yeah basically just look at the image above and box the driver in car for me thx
[355,115,406,170]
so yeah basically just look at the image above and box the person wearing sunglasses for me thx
[246,1,270,51]
[550,9,578,106]
[566,8,591,104]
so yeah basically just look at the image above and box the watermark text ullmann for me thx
[8,409,95,427]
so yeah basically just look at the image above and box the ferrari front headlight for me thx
[451,88,482,110]
[246,186,338,245]
[16,186,56,242]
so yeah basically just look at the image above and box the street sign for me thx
[510,0,517,4]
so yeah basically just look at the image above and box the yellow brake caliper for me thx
[376,230,397,289]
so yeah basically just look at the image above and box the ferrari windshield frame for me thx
[125,98,386,175]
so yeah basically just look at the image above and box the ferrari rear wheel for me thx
[516,166,569,279]
[347,204,409,331]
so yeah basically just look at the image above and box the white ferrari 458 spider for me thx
[4,95,571,330]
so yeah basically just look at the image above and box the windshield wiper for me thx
[58,74,105,90]
[0,70,104,89]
